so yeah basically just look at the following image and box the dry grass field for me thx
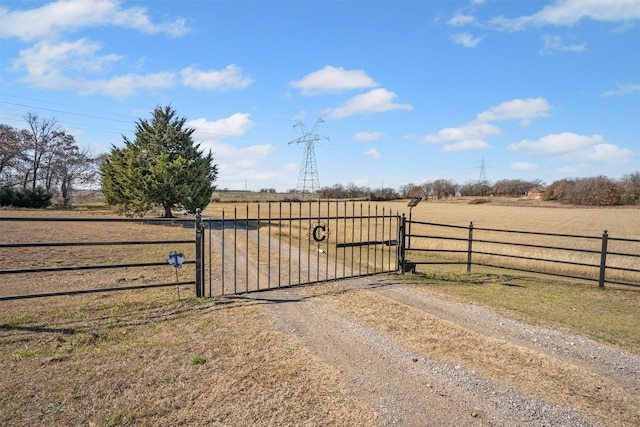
[1,199,639,425]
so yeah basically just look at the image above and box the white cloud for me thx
[422,97,552,153]
[572,143,635,163]
[325,88,413,119]
[448,12,476,27]
[0,0,188,41]
[441,139,490,152]
[11,38,251,98]
[290,65,378,95]
[365,148,381,160]
[602,83,640,97]
[450,33,482,48]
[185,113,279,191]
[508,132,635,165]
[194,138,279,189]
[422,121,500,143]
[490,0,640,31]
[354,131,386,142]
[205,142,276,168]
[181,65,253,91]
[476,97,552,124]
[508,132,603,155]
[188,113,255,138]
[13,39,120,86]
[540,35,586,55]
[510,162,539,171]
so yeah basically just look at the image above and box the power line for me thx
[0,92,296,146]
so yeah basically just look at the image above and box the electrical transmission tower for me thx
[476,157,489,196]
[288,117,329,194]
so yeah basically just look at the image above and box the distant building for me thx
[526,187,546,199]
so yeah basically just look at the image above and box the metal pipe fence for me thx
[0,216,198,301]
[402,218,640,288]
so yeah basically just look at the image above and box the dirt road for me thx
[250,278,640,426]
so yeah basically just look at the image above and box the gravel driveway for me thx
[249,277,640,426]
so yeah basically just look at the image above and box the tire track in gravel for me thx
[349,278,640,393]
[256,285,597,427]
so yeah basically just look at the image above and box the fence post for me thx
[399,214,407,274]
[598,230,608,289]
[467,222,474,273]
[195,208,205,297]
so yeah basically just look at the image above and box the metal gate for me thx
[198,201,401,296]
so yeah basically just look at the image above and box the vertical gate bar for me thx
[373,205,378,274]
[288,202,292,287]
[382,207,387,272]
[257,204,261,291]
[277,203,282,289]
[399,214,406,274]
[268,204,271,290]
[298,201,302,286]
[467,222,474,273]
[342,201,347,278]
[195,209,204,297]
[387,208,393,272]
[318,199,322,282]
[599,230,608,289]
[395,212,401,271]
[306,200,311,284]
[358,203,363,276]
[334,201,339,280]
[381,207,386,272]
[380,206,387,272]
[325,201,330,281]
[234,207,237,294]
[221,210,225,295]
[245,205,249,293]
[208,218,212,297]
[350,202,354,277]
[366,204,371,275]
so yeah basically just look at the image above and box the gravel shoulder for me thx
[251,277,640,426]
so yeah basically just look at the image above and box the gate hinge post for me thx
[195,208,205,297]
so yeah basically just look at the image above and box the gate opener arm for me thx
[336,240,398,248]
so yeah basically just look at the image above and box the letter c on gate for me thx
[312,225,327,242]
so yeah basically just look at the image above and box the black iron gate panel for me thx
[202,201,401,296]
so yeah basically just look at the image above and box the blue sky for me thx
[1,0,639,192]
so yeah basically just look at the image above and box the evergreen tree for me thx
[101,106,217,217]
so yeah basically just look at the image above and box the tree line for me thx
[306,174,640,206]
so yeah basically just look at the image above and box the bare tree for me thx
[0,124,25,186]
[21,113,61,189]
[53,138,96,208]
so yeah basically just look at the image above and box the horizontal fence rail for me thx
[403,219,640,288]
[202,201,401,297]
[0,216,198,301]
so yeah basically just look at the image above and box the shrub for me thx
[0,187,52,208]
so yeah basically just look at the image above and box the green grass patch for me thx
[191,355,206,365]
[2,314,37,326]
[402,272,640,354]
[10,348,41,361]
